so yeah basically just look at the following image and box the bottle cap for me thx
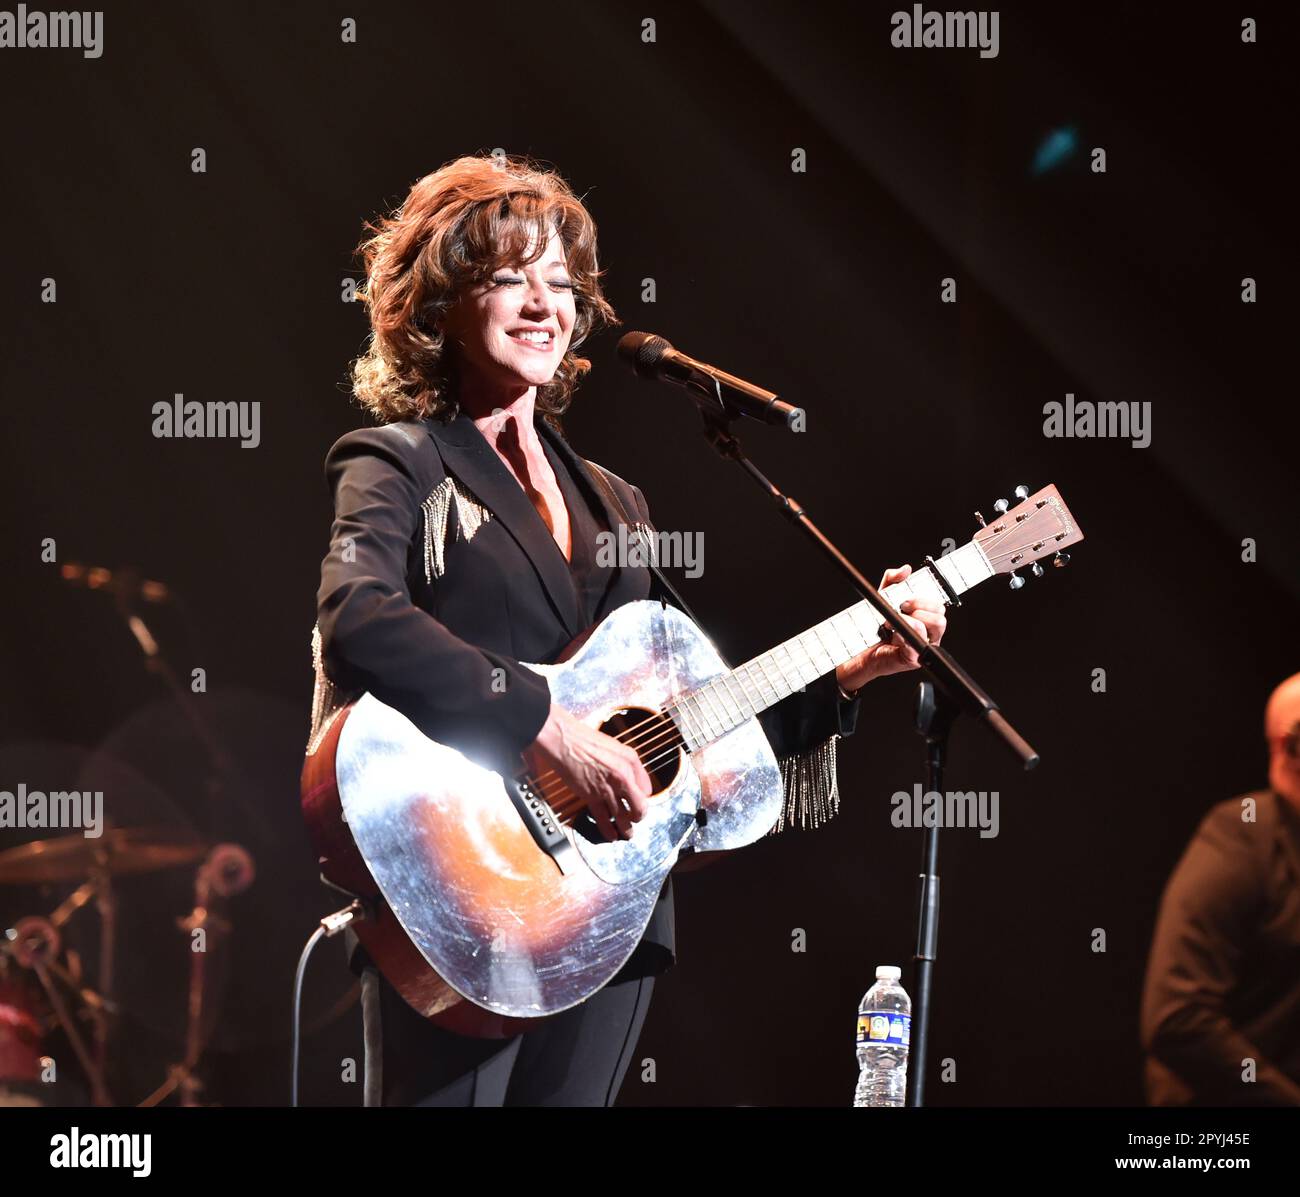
[875,965,902,981]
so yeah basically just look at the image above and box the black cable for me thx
[291,900,365,1108]
[291,925,327,1108]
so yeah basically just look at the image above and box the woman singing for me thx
[310,154,946,1106]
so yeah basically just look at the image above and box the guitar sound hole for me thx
[599,707,682,795]
[569,707,682,845]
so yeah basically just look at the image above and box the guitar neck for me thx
[668,541,994,751]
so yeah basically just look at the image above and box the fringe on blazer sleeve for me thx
[311,423,552,772]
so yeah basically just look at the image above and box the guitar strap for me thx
[582,458,708,631]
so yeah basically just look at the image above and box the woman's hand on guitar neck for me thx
[524,704,653,842]
[835,564,949,694]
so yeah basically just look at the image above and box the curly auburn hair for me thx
[350,154,619,427]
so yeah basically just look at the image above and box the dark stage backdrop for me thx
[0,1,1293,1107]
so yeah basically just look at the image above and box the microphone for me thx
[616,331,804,429]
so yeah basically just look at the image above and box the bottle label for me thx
[857,1012,911,1047]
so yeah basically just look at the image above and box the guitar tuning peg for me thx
[993,498,1010,515]
[1053,551,1071,568]
[1031,562,1044,578]
[1008,571,1025,590]
[974,511,987,528]
[1014,484,1030,501]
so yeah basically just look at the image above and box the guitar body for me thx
[301,599,784,1038]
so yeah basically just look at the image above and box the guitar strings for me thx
[525,566,978,820]
[524,683,760,812]
[523,607,896,815]
[527,678,789,816]
[527,716,686,817]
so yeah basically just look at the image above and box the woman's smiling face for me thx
[439,224,576,396]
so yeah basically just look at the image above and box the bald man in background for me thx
[1141,673,1300,1105]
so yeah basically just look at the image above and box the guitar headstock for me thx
[973,484,1083,584]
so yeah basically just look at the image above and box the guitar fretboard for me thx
[668,542,993,751]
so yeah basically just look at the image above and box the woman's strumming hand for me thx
[525,704,653,841]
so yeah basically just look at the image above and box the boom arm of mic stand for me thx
[696,400,1039,771]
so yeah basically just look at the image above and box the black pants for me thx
[360,966,655,1107]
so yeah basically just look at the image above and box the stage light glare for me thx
[1032,126,1079,176]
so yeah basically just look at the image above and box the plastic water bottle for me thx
[854,965,911,1107]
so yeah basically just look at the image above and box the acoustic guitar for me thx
[302,484,1082,1037]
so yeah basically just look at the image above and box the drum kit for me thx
[0,826,253,1106]
[2,563,357,1106]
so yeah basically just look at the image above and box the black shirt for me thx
[1141,790,1300,1105]
[540,434,614,627]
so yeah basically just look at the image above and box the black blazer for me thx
[316,410,860,977]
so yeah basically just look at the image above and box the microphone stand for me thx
[690,385,1039,1109]
[907,681,959,1108]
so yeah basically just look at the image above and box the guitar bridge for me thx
[506,776,579,876]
